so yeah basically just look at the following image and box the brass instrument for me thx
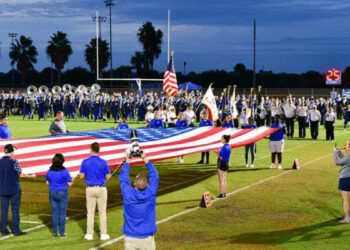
[62,84,72,93]
[91,83,101,94]
[77,85,87,94]
[27,85,37,95]
[70,86,77,95]
[52,86,62,95]
[38,86,49,95]
[86,87,92,95]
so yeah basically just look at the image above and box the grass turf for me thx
[0,116,349,249]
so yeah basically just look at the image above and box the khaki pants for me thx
[86,187,107,234]
[124,236,155,250]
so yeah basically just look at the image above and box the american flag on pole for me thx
[163,52,178,96]
[0,127,280,176]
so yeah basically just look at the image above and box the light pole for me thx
[8,33,18,86]
[105,0,114,87]
[92,15,107,39]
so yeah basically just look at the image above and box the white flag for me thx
[201,87,219,121]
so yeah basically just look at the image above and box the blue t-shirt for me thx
[270,122,284,141]
[117,123,130,130]
[0,124,11,139]
[222,122,234,128]
[149,119,164,128]
[176,120,188,128]
[243,124,257,129]
[199,119,213,127]
[219,144,231,162]
[46,169,72,191]
[80,156,110,186]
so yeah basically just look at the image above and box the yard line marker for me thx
[90,153,331,250]
[21,221,41,224]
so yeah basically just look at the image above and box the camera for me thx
[127,130,142,158]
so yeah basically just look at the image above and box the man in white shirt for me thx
[283,101,296,138]
[308,105,321,139]
[325,107,336,140]
[183,105,195,127]
[296,102,308,138]
[145,106,154,127]
[167,106,177,127]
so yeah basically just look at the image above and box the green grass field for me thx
[0,116,349,250]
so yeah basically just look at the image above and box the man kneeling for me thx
[119,152,159,250]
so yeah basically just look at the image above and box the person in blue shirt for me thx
[176,113,188,163]
[197,111,214,164]
[243,117,257,168]
[222,115,235,128]
[213,134,231,198]
[119,151,159,249]
[117,118,130,130]
[344,105,350,129]
[0,144,36,236]
[46,153,76,237]
[79,142,111,241]
[269,115,285,169]
[0,115,12,139]
[149,111,164,128]
[37,96,46,121]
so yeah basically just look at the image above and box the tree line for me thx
[1,21,350,88]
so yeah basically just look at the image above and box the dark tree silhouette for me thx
[9,35,38,84]
[234,63,246,75]
[46,31,73,83]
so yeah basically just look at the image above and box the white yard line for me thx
[90,153,331,250]
[21,221,41,224]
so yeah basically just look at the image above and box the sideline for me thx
[90,153,331,250]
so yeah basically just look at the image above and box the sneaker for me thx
[180,159,184,163]
[53,234,59,238]
[270,163,276,169]
[245,164,249,168]
[339,218,349,224]
[250,164,254,168]
[278,164,282,169]
[13,231,27,236]
[100,234,110,240]
[60,233,67,238]
[176,159,181,163]
[197,161,204,164]
[84,234,93,240]
[216,193,225,199]
[2,231,11,236]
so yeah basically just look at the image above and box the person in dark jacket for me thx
[0,144,36,236]
[119,152,159,250]
[46,154,76,237]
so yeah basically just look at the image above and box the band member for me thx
[296,102,308,138]
[344,105,350,129]
[334,142,350,223]
[325,107,336,140]
[269,115,285,169]
[213,134,231,198]
[197,111,214,164]
[93,96,102,121]
[145,106,154,127]
[22,97,32,120]
[308,105,321,140]
[166,106,177,127]
[117,118,130,130]
[243,117,256,168]
[0,115,12,139]
[222,115,234,128]
[66,96,76,120]
[283,100,296,138]
[37,96,46,121]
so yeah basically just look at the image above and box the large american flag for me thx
[0,127,279,176]
[163,54,178,96]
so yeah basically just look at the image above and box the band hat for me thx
[147,106,154,110]
[4,144,17,154]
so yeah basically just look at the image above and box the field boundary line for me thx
[90,153,331,250]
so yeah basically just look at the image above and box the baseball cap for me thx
[4,144,16,154]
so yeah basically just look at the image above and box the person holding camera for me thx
[334,142,350,223]
[79,142,111,241]
[213,134,231,198]
[119,152,159,250]
[0,144,36,236]
[46,153,76,237]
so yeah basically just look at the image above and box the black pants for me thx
[255,117,265,127]
[200,151,209,163]
[310,121,319,139]
[245,143,255,164]
[325,121,335,140]
[298,117,306,138]
[233,119,239,128]
[285,118,294,137]
[337,108,342,120]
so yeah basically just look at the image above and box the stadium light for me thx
[105,0,115,87]
[91,15,107,39]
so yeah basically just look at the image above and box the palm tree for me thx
[136,21,163,71]
[85,38,110,79]
[9,35,38,84]
[46,31,73,83]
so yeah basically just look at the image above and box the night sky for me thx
[0,0,349,74]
